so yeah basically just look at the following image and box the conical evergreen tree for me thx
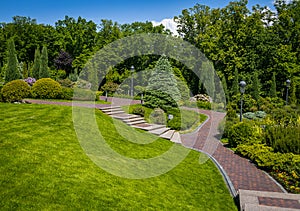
[147,55,180,102]
[32,48,41,79]
[232,68,239,96]
[252,71,260,102]
[270,72,277,98]
[222,76,229,103]
[40,46,49,78]
[202,61,215,99]
[5,39,21,83]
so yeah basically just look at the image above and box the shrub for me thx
[243,112,256,120]
[31,78,62,99]
[132,106,145,117]
[60,87,74,100]
[1,80,30,102]
[228,121,262,147]
[72,88,95,101]
[149,108,166,125]
[57,78,73,88]
[95,91,103,101]
[255,111,267,119]
[196,101,211,110]
[264,125,300,154]
[144,90,178,111]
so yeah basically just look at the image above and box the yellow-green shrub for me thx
[31,78,62,99]
[1,80,30,102]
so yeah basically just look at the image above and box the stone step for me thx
[99,106,121,111]
[159,130,176,140]
[101,108,123,113]
[126,120,147,126]
[123,117,145,123]
[170,132,181,144]
[149,127,170,135]
[105,110,126,115]
[111,114,139,120]
[141,124,166,131]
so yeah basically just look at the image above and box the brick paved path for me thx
[181,107,285,195]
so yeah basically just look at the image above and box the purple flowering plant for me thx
[24,77,36,86]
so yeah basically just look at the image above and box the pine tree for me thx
[222,76,229,103]
[252,71,260,102]
[32,48,41,79]
[232,68,239,96]
[147,55,180,102]
[5,39,21,83]
[40,46,49,78]
[22,62,28,79]
[201,61,215,99]
[270,72,277,98]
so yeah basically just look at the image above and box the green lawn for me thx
[0,103,237,210]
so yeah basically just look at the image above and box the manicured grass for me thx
[0,103,237,210]
[123,104,207,133]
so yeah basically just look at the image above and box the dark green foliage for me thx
[228,121,261,147]
[31,78,62,99]
[39,46,49,78]
[229,94,257,113]
[1,79,30,102]
[57,78,73,88]
[231,68,239,96]
[147,56,181,102]
[60,87,74,100]
[264,125,300,154]
[196,101,212,110]
[5,39,21,83]
[54,50,73,75]
[101,82,119,95]
[222,76,229,103]
[32,48,41,79]
[132,106,145,117]
[144,90,178,111]
[270,106,299,126]
[252,72,260,102]
[270,72,277,98]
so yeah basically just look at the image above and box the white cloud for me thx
[151,18,179,36]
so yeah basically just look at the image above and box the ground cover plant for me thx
[0,103,237,210]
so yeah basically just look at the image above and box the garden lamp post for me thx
[286,79,291,105]
[239,81,246,122]
[130,65,134,97]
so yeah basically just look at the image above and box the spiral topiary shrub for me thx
[1,80,31,102]
[31,78,62,99]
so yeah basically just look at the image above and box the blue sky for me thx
[1,0,274,25]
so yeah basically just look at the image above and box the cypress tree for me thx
[40,46,49,78]
[202,61,215,99]
[270,72,277,98]
[252,71,260,102]
[232,68,239,96]
[32,48,41,79]
[222,76,229,103]
[5,39,21,83]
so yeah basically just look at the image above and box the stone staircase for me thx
[99,106,181,143]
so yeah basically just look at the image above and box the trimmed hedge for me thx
[1,80,30,102]
[31,78,62,99]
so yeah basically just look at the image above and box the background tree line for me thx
[0,0,299,104]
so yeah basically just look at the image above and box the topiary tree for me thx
[31,78,62,99]
[231,68,239,96]
[147,55,180,102]
[39,46,50,78]
[32,48,41,79]
[252,71,260,102]
[270,72,277,98]
[5,39,21,83]
[1,79,30,102]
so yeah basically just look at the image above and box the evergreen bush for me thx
[60,87,74,100]
[132,106,145,117]
[31,78,62,99]
[1,80,30,102]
